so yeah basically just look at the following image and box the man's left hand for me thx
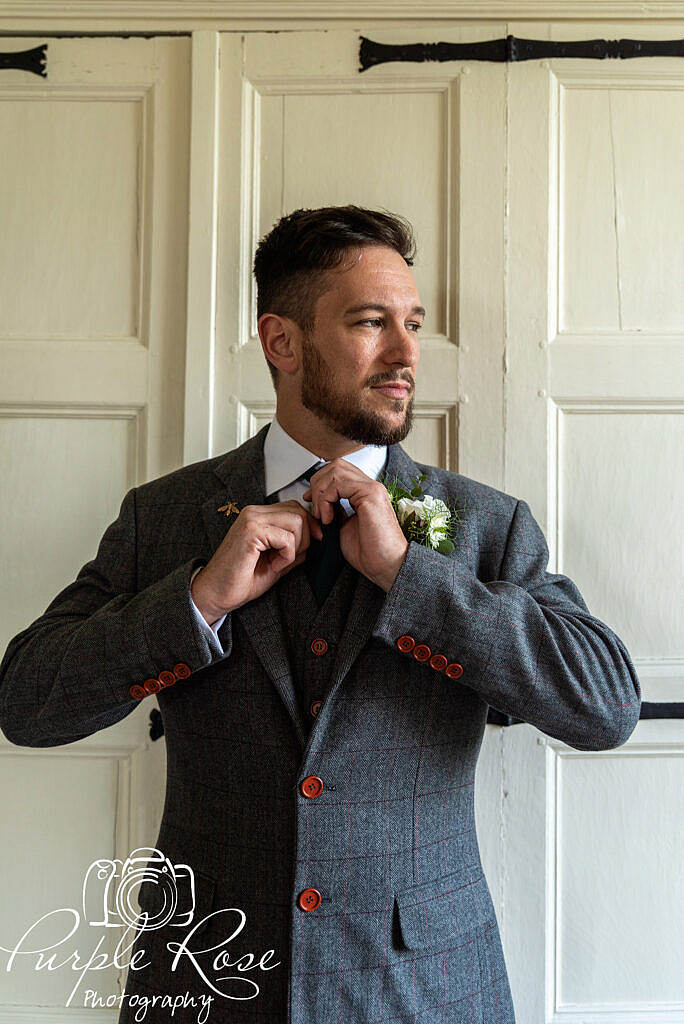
[302,459,409,593]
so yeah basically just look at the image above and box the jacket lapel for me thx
[200,424,307,745]
[200,423,424,752]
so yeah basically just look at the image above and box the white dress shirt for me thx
[188,414,388,656]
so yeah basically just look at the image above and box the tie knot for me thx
[300,459,327,485]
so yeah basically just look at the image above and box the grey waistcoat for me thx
[274,557,360,733]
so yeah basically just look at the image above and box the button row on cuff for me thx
[396,635,463,679]
[129,662,191,700]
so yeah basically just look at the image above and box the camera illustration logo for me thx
[82,848,196,933]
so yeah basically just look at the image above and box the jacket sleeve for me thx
[371,498,642,751]
[0,487,233,748]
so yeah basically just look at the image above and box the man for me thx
[0,205,641,1023]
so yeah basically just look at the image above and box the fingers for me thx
[301,463,367,524]
[302,485,336,524]
[242,501,321,557]
[264,526,297,573]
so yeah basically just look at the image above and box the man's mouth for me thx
[371,383,411,398]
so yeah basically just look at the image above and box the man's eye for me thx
[358,319,423,331]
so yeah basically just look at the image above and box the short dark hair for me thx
[252,204,416,390]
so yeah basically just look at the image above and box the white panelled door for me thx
[0,36,190,1014]
[505,23,684,1022]
[2,22,678,1021]
[207,26,680,1022]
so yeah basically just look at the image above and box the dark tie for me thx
[300,460,346,606]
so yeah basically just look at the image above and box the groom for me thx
[0,205,641,1023]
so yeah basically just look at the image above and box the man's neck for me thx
[275,407,365,461]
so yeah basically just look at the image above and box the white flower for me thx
[426,517,449,546]
[397,493,451,541]
[396,496,426,525]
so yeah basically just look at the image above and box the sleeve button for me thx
[396,634,415,653]
[412,644,431,662]
[429,653,448,671]
[130,684,147,700]
[445,662,464,679]
[143,677,162,694]
[158,670,176,687]
[173,663,191,679]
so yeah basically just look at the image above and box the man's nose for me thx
[384,319,420,365]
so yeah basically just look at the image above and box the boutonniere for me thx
[381,473,466,555]
[217,500,241,518]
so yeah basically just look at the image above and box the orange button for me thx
[309,699,322,717]
[143,677,162,694]
[130,684,146,700]
[413,644,431,662]
[445,662,464,679]
[173,663,191,680]
[396,634,415,653]
[158,670,176,687]
[429,653,448,672]
[300,775,324,798]
[297,888,321,911]
[310,637,328,656]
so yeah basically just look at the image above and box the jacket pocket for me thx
[394,867,496,951]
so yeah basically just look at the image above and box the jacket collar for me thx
[201,422,423,757]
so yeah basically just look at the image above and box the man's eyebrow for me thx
[344,303,426,317]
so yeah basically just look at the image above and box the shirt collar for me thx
[263,413,388,497]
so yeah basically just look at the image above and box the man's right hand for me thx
[190,500,323,625]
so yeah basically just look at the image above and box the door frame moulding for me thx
[2,2,684,30]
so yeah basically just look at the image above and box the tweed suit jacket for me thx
[0,422,642,1024]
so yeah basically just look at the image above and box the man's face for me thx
[297,245,423,447]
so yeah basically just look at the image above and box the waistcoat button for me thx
[300,775,324,798]
[310,637,328,655]
[298,888,321,911]
[310,699,322,717]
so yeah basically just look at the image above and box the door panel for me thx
[506,22,683,1022]
[0,36,190,1011]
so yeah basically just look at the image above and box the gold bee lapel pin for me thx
[217,500,241,517]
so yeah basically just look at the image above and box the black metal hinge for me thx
[359,34,684,72]
[487,702,683,728]
[0,45,47,78]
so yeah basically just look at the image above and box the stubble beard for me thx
[299,330,414,447]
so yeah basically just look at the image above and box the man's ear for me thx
[257,312,299,376]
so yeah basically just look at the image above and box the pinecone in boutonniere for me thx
[381,472,466,555]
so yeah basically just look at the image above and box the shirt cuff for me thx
[189,565,227,655]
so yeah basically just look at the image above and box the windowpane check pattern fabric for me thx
[0,422,642,1024]
[300,459,347,606]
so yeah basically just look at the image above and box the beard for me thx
[298,330,414,447]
